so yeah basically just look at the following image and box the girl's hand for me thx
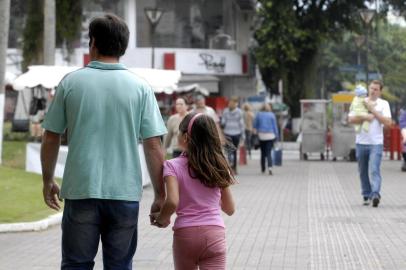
[156,216,171,228]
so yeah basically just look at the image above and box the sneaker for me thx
[401,162,406,172]
[268,169,273,175]
[363,197,370,206]
[372,196,380,207]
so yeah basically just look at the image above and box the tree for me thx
[56,0,82,63]
[0,0,11,164]
[254,0,406,117]
[44,0,56,65]
[22,0,82,69]
[22,0,44,71]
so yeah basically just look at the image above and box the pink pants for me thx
[172,225,226,270]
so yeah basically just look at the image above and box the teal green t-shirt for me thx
[42,61,167,201]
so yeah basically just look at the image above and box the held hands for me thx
[149,212,170,228]
[43,181,62,211]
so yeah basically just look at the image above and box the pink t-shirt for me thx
[163,154,225,230]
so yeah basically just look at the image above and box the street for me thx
[1,152,406,270]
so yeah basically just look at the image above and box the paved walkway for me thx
[1,152,406,269]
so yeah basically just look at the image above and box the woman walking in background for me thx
[164,97,188,158]
[151,113,236,270]
[253,103,279,175]
[221,96,245,174]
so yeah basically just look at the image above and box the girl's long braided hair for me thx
[179,113,236,188]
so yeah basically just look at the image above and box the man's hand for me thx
[149,197,164,224]
[364,99,376,113]
[43,181,61,211]
[364,114,375,122]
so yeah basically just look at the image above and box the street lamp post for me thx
[360,9,375,84]
[144,7,164,69]
[354,34,365,66]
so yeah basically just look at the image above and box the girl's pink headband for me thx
[187,113,203,135]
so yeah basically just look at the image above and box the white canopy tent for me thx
[4,71,17,85]
[12,65,182,93]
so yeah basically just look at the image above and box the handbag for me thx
[12,89,30,133]
[29,87,47,115]
[11,119,30,132]
[29,97,47,115]
[251,134,260,150]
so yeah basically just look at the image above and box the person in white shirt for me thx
[348,80,392,207]
[164,97,189,158]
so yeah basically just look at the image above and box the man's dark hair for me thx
[88,13,129,57]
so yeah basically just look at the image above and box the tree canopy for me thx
[255,0,406,117]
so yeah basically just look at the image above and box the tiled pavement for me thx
[1,151,406,269]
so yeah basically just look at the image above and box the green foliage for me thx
[0,140,62,223]
[56,0,82,60]
[319,22,406,105]
[22,0,83,68]
[0,166,62,223]
[254,0,406,117]
[1,140,26,170]
[22,0,44,71]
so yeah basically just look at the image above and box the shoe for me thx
[363,197,370,206]
[268,169,273,175]
[401,162,406,172]
[372,196,380,207]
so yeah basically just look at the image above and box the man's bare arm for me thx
[365,101,392,128]
[41,130,62,210]
[143,137,166,222]
[348,114,374,125]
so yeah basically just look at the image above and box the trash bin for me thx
[331,93,356,161]
[300,99,329,160]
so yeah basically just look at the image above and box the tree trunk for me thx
[44,0,55,65]
[0,0,10,164]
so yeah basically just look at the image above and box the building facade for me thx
[8,0,257,98]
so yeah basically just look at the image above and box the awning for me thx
[128,68,181,94]
[5,71,17,85]
[12,65,182,93]
[12,66,81,91]
[178,74,219,94]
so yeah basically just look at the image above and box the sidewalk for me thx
[1,151,406,269]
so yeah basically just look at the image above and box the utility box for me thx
[331,93,356,161]
[299,99,329,160]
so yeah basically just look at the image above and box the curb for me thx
[0,212,62,233]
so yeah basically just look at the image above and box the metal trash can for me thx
[331,93,356,161]
[299,99,329,160]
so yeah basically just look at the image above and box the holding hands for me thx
[149,212,170,228]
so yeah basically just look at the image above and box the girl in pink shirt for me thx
[151,112,236,270]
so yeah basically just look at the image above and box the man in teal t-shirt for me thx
[41,14,167,269]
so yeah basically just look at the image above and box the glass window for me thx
[137,0,232,49]
[80,0,126,47]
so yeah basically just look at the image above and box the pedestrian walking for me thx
[193,94,225,144]
[40,14,167,269]
[348,80,392,207]
[193,94,219,122]
[221,96,245,174]
[164,97,188,158]
[253,103,279,175]
[399,108,406,171]
[242,102,255,158]
[150,112,236,270]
